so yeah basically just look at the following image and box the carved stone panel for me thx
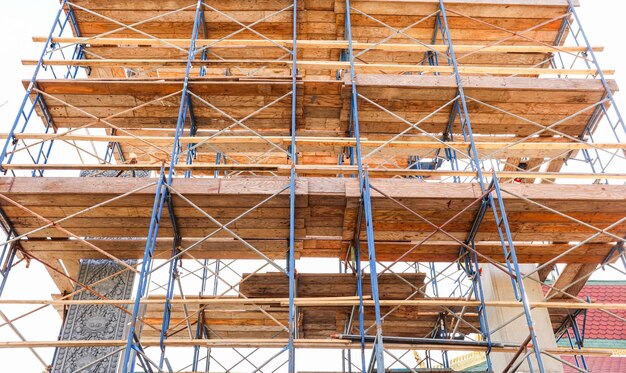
[52,259,136,373]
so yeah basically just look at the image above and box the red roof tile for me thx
[546,283,626,340]
[573,284,626,340]
[562,356,626,373]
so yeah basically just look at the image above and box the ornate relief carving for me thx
[52,259,136,373]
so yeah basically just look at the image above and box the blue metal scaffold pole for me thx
[287,0,299,371]
[345,0,386,371]
[437,1,546,371]
[121,1,204,371]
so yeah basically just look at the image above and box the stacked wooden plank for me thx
[26,74,617,175]
[140,272,480,340]
[3,177,624,265]
[12,0,607,185]
[62,0,574,78]
[349,74,615,137]
[67,0,340,78]
[31,74,614,139]
[338,0,572,69]
[239,273,426,298]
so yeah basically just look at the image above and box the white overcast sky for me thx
[0,0,625,371]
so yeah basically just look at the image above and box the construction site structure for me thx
[0,0,625,372]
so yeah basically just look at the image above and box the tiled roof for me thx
[562,356,626,373]
[571,283,626,340]
[546,281,626,341]
[466,356,626,372]
[465,283,626,372]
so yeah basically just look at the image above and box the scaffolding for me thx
[0,0,625,372]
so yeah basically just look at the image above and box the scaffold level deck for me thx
[2,176,623,263]
[57,0,575,78]
[21,75,617,175]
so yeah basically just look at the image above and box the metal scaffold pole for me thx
[288,1,299,371]
[437,1,546,371]
[345,0,386,371]
[121,1,205,371]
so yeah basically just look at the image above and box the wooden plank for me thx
[23,238,299,260]
[239,272,425,299]
[546,263,597,299]
[3,297,623,311]
[0,339,613,356]
[30,59,614,76]
[25,75,616,139]
[20,239,612,263]
[36,37,603,53]
[4,164,626,180]
[2,177,624,264]
[9,133,626,154]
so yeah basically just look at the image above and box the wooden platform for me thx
[138,271,605,341]
[140,272,483,340]
[60,0,575,78]
[25,75,616,174]
[3,176,623,266]
[30,75,613,136]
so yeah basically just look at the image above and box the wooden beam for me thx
[2,298,624,310]
[538,263,556,282]
[26,59,614,76]
[41,259,74,295]
[0,339,613,356]
[546,263,597,299]
[3,163,626,179]
[60,259,81,290]
[34,37,604,53]
[288,300,626,310]
[7,133,626,153]
[0,297,358,306]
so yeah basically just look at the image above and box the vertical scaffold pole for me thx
[353,208,367,372]
[191,161,219,371]
[437,1,546,371]
[287,0,299,371]
[344,1,385,371]
[121,1,204,371]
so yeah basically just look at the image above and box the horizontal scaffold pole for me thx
[1,298,625,310]
[6,133,626,153]
[34,37,604,53]
[0,339,614,356]
[25,59,614,76]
